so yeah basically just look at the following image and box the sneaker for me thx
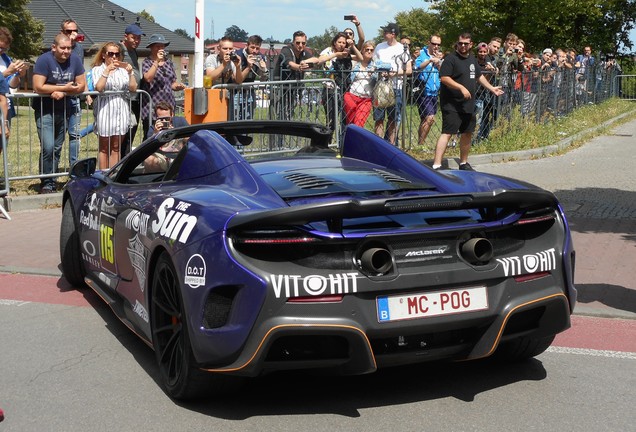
[458,162,475,171]
[40,185,55,194]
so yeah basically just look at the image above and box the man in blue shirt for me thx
[32,33,85,193]
[414,35,442,147]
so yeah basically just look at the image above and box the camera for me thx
[344,15,355,20]
[229,52,239,61]
[157,117,171,129]
[75,34,85,42]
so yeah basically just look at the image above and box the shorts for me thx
[373,90,403,123]
[441,110,477,134]
[417,94,438,118]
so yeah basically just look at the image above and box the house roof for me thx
[28,0,195,55]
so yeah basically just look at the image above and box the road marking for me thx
[548,346,636,360]
[0,299,31,306]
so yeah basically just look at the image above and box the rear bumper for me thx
[196,283,570,376]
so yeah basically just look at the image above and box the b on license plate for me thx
[377,286,488,322]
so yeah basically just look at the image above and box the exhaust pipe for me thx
[461,238,493,264]
[359,248,393,275]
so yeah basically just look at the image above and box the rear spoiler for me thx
[227,188,559,229]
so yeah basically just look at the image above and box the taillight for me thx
[287,295,344,303]
[514,271,550,283]
[231,228,320,245]
[515,208,556,225]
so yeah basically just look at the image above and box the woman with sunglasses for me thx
[91,42,137,169]
[343,41,377,127]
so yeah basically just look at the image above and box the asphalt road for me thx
[1,117,635,431]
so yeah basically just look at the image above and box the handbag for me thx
[372,77,395,109]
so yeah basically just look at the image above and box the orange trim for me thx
[476,292,568,360]
[199,323,376,373]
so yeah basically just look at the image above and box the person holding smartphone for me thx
[91,42,138,169]
[272,30,319,121]
[141,34,185,139]
[343,14,366,51]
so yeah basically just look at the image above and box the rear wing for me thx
[227,188,560,230]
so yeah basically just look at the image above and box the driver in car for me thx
[143,101,189,173]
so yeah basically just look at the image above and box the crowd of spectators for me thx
[1,17,627,188]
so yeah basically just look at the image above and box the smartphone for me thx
[75,34,85,42]
[304,62,315,67]
[344,15,355,20]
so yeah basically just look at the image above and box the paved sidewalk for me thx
[1,118,635,319]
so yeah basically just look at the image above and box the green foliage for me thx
[137,9,155,24]
[394,8,443,49]
[174,28,193,41]
[426,0,636,54]
[307,26,340,53]
[224,25,248,42]
[0,0,44,59]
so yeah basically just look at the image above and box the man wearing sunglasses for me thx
[432,33,503,171]
[272,30,319,121]
[32,33,86,193]
[61,19,84,61]
[414,35,443,147]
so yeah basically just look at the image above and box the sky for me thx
[111,0,421,42]
[112,1,636,52]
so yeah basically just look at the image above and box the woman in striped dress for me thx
[91,42,137,169]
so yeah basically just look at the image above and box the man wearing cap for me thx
[372,23,411,145]
[120,24,144,157]
[141,34,185,139]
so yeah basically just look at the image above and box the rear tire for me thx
[495,335,555,361]
[60,201,86,287]
[150,252,240,400]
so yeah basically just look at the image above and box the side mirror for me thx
[69,158,97,178]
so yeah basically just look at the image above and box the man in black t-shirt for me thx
[432,33,503,171]
[271,31,319,121]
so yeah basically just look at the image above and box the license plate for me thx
[377,286,488,322]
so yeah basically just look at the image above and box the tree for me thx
[174,28,193,41]
[224,25,248,42]
[137,9,155,23]
[307,26,340,52]
[0,0,44,59]
[426,0,636,54]
[394,8,443,49]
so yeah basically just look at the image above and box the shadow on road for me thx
[61,272,552,419]
[179,357,548,419]
[554,188,636,234]
[576,283,636,315]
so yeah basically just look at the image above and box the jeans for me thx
[232,89,255,120]
[35,102,81,188]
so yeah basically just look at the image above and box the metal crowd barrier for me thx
[212,78,340,154]
[1,105,10,219]
[2,89,152,187]
[614,75,636,101]
[0,66,626,190]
